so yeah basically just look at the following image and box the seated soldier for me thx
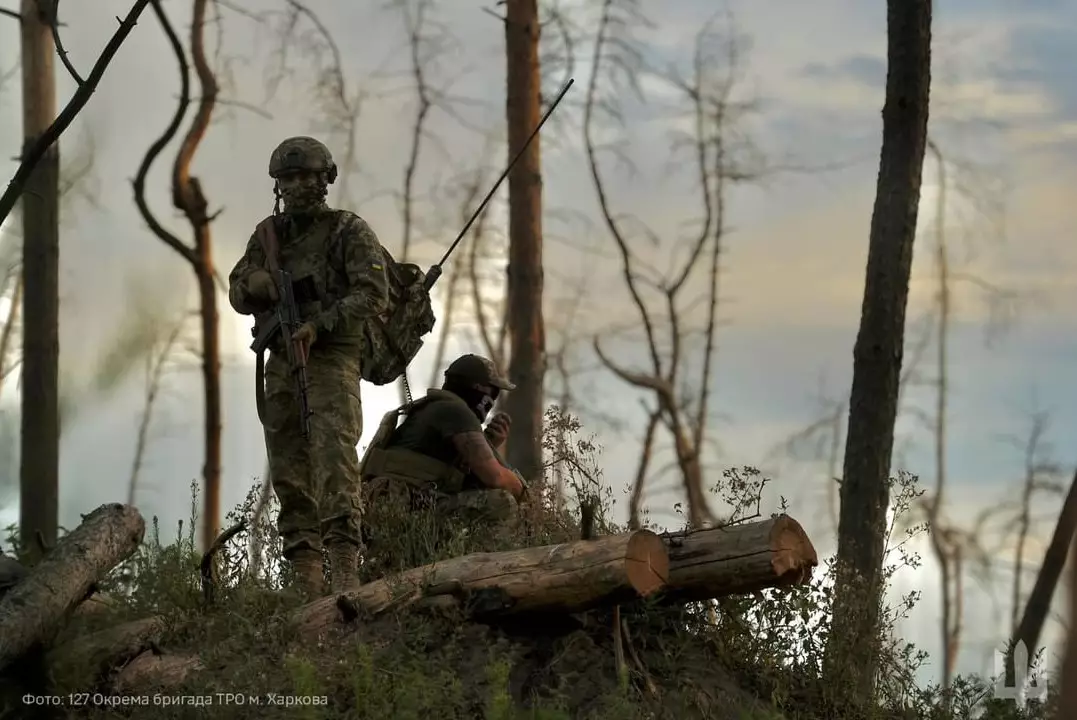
[359,354,527,572]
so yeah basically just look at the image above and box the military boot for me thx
[328,541,361,594]
[288,547,325,598]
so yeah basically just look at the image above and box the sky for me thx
[2,0,1077,693]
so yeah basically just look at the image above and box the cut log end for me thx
[625,530,669,597]
[769,515,819,586]
[660,515,819,602]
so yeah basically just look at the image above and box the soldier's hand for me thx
[484,412,511,448]
[246,269,279,302]
[291,322,317,364]
[505,469,526,501]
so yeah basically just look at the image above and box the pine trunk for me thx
[501,0,546,484]
[18,0,61,560]
[822,0,932,707]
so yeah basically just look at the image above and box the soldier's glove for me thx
[291,321,317,364]
[246,269,279,303]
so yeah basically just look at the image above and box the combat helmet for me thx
[268,136,338,183]
[445,354,515,391]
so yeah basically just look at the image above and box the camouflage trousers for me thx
[359,476,518,580]
[264,346,363,559]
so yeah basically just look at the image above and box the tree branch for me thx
[0,0,153,228]
[48,0,84,86]
[132,0,195,265]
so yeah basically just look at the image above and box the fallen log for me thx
[73,592,121,617]
[48,616,165,689]
[0,503,145,672]
[659,515,818,603]
[294,529,669,636]
[112,650,203,693]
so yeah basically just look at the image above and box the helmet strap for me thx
[272,182,281,215]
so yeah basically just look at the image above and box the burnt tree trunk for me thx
[502,0,546,484]
[1007,469,1077,685]
[193,223,220,552]
[822,0,932,708]
[18,0,61,559]
[172,0,221,551]
[1055,524,1077,719]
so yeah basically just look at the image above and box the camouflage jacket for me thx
[228,210,390,353]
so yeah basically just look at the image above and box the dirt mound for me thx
[50,592,778,720]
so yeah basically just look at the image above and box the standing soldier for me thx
[227,136,389,596]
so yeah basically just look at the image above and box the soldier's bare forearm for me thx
[452,431,514,492]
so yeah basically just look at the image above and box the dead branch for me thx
[0,0,153,228]
[247,457,272,578]
[45,0,83,86]
[627,406,660,529]
[0,8,20,22]
[127,313,187,507]
[270,0,363,206]
[200,520,245,605]
[467,203,507,369]
[397,0,434,263]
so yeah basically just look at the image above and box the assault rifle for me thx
[421,77,574,292]
[250,262,313,439]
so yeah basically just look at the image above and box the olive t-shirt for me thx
[389,398,484,467]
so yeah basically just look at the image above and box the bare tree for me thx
[466,195,508,370]
[584,5,756,529]
[912,136,1017,696]
[262,0,365,208]
[821,0,932,708]
[998,409,1065,636]
[133,0,223,552]
[128,313,189,507]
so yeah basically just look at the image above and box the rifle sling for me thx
[254,219,283,434]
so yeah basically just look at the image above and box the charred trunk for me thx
[502,0,546,485]
[822,0,932,707]
[18,0,61,560]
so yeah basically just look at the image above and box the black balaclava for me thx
[444,376,497,422]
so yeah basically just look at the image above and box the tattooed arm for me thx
[451,431,524,499]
